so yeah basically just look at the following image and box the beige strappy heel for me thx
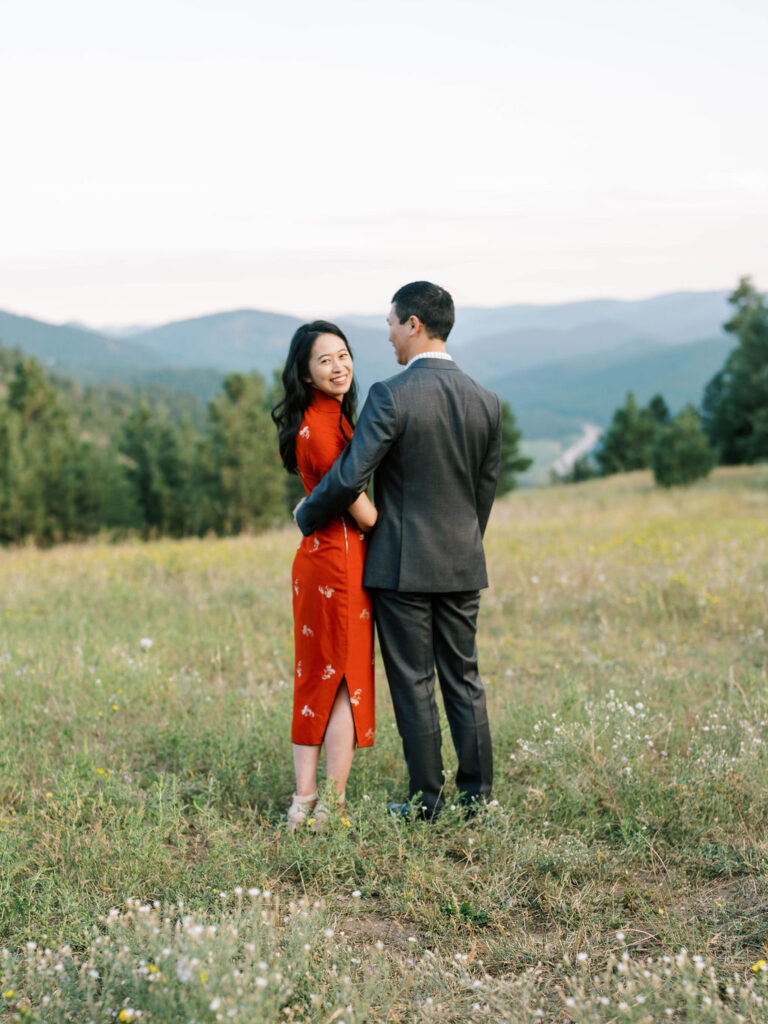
[287,792,318,831]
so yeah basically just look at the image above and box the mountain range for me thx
[0,290,736,442]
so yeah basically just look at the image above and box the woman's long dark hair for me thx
[271,320,358,474]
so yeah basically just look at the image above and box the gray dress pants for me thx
[370,589,493,814]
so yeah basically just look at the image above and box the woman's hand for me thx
[347,493,377,532]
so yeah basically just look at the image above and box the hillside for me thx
[491,334,736,439]
[0,309,162,378]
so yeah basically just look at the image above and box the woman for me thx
[272,321,377,830]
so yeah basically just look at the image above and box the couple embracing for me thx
[272,281,502,829]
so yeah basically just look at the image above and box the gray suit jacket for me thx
[296,358,502,592]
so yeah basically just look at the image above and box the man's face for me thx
[387,304,412,365]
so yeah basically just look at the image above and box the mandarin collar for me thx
[308,389,345,414]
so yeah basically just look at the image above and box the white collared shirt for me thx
[405,351,454,369]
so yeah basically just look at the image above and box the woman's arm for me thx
[347,492,377,532]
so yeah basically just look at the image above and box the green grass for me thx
[1,466,768,1021]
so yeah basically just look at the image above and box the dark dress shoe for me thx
[386,801,413,818]
[386,801,441,821]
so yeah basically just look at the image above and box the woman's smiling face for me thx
[305,333,354,401]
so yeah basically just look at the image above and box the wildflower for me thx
[576,951,588,962]
[324,928,335,938]
[119,1011,137,1022]
[139,638,153,650]
[176,960,194,983]
[615,931,626,942]
[352,890,362,898]
[3,990,15,999]
[341,816,351,827]
[751,959,767,972]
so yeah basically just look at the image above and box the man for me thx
[296,281,502,817]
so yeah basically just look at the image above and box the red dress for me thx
[291,390,375,747]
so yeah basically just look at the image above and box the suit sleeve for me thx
[296,381,399,536]
[476,396,503,537]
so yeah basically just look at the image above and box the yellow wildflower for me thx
[751,960,767,973]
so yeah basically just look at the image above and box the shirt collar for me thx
[405,351,454,369]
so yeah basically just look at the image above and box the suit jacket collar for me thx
[406,357,459,371]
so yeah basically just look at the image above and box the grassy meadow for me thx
[1,465,767,1022]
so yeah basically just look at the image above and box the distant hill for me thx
[127,310,393,392]
[127,367,226,405]
[455,323,666,381]
[0,310,163,379]
[129,310,305,372]
[490,334,736,439]
[347,289,732,349]
[452,290,732,346]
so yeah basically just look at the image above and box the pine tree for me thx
[652,405,716,487]
[496,400,532,496]
[701,277,768,464]
[203,372,285,535]
[595,392,658,475]
[119,400,190,537]
[0,356,79,543]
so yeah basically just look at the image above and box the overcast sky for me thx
[2,0,766,326]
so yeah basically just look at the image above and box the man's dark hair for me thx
[391,281,455,341]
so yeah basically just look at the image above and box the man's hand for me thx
[292,497,306,524]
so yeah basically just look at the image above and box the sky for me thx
[2,0,767,326]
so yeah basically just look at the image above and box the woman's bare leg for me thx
[323,682,356,797]
[292,744,321,798]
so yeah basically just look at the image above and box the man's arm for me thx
[476,396,503,537]
[296,381,398,536]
